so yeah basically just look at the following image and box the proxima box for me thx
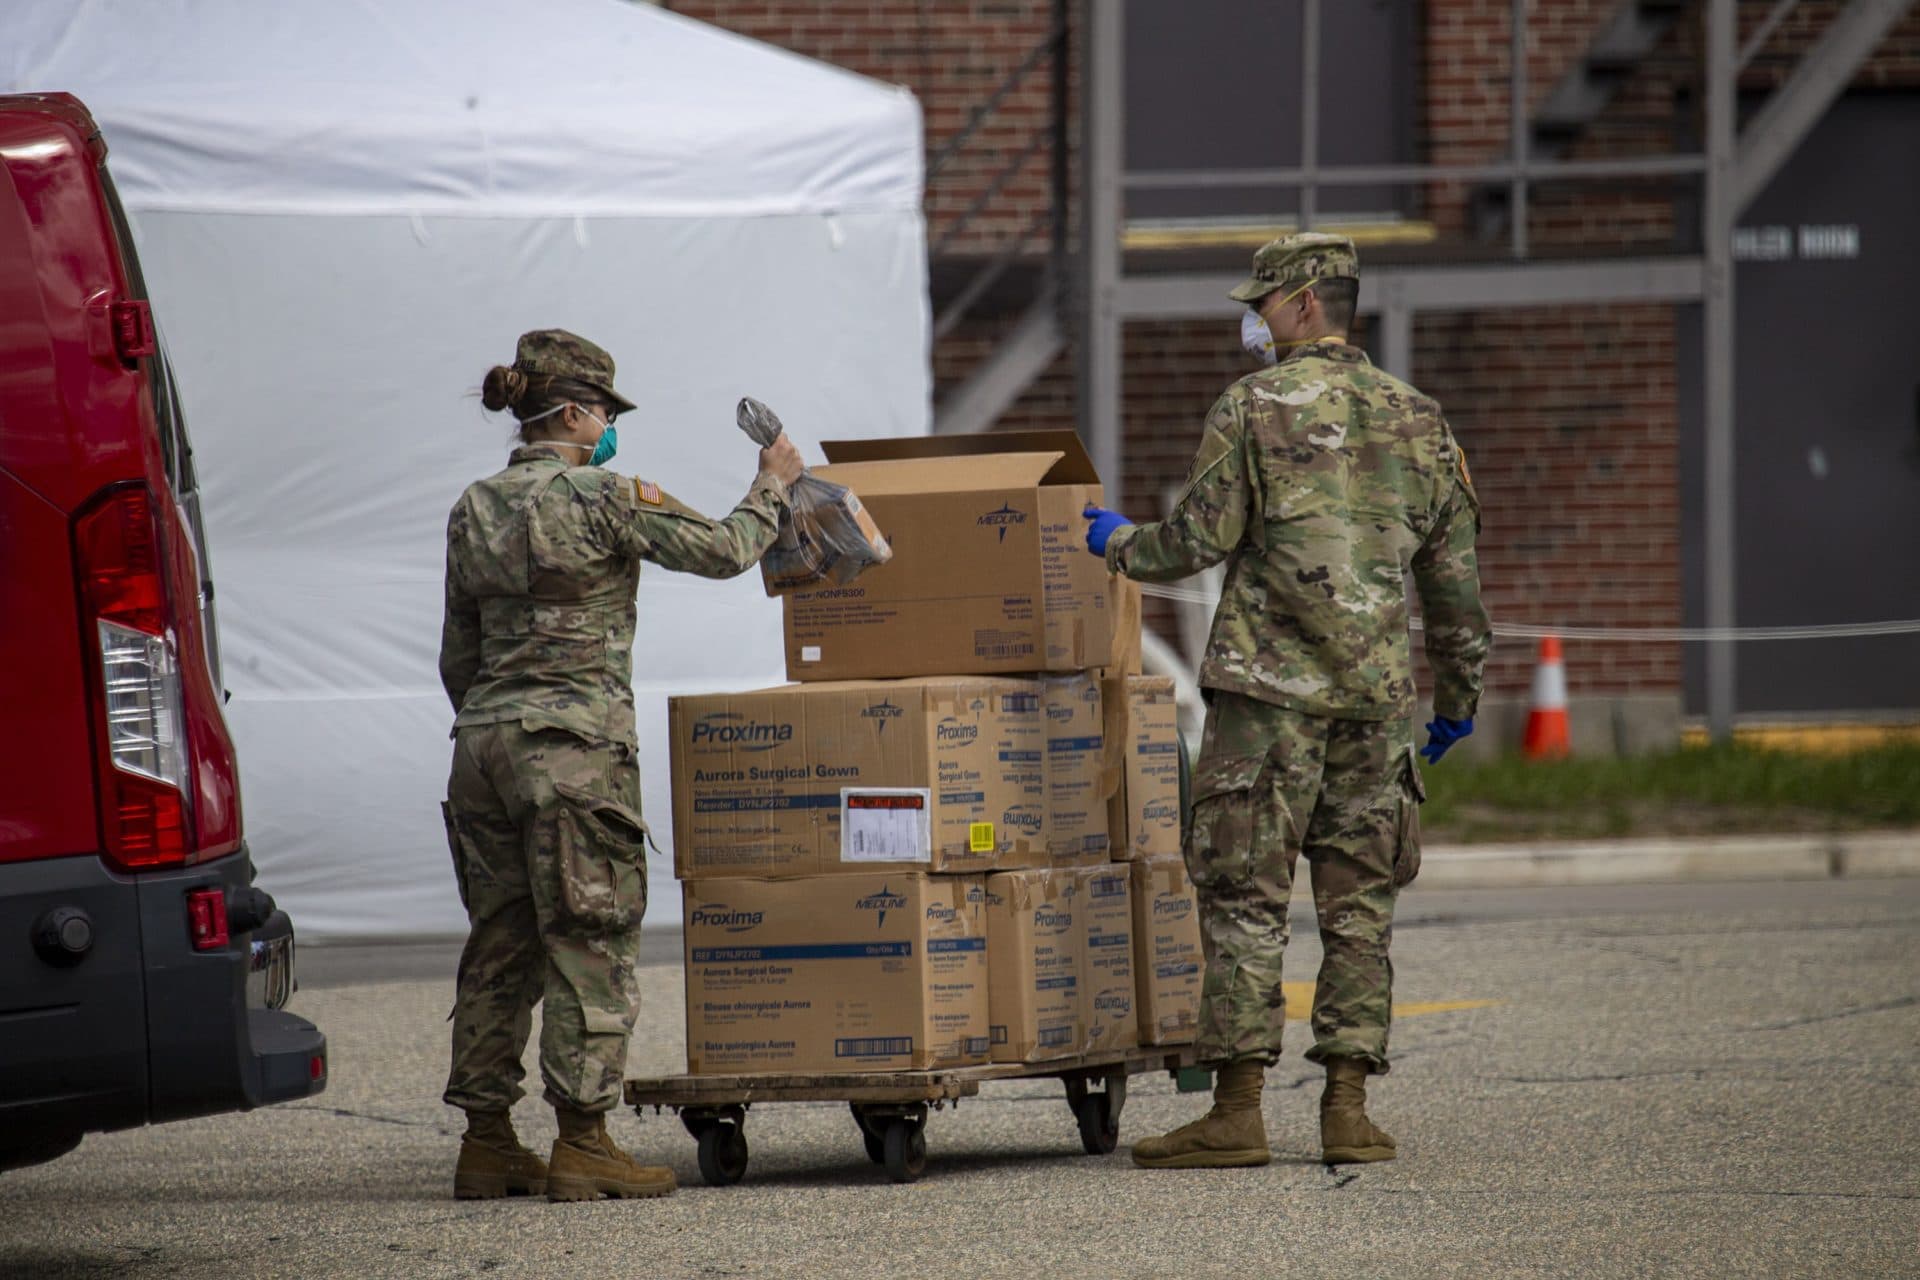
[1042,673,1113,867]
[1106,675,1183,860]
[984,868,1082,1063]
[1129,855,1202,1045]
[783,431,1118,681]
[683,873,989,1074]
[1078,865,1139,1055]
[670,678,1046,879]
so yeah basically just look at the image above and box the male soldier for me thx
[441,329,801,1200]
[1083,234,1490,1168]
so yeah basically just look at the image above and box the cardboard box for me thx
[1042,673,1113,867]
[984,868,1082,1063]
[1106,675,1184,860]
[1129,856,1202,1045]
[670,678,1047,880]
[1078,865,1139,1055]
[682,873,990,1074]
[1105,576,1144,678]
[782,431,1118,681]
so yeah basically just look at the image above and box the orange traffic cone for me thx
[1521,635,1571,759]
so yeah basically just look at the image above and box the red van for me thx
[0,93,326,1171]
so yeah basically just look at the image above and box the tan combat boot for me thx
[546,1106,677,1201]
[453,1110,549,1199]
[1320,1058,1396,1165]
[1130,1058,1270,1169]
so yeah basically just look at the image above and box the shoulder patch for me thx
[634,479,663,506]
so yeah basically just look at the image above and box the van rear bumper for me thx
[0,849,326,1161]
[246,1007,329,1106]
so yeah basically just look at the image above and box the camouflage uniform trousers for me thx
[1186,692,1425,1071]
[441,723,651,1114]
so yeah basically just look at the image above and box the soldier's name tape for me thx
[1133,582,1920,643]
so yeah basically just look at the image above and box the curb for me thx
[1420,831,1920,889]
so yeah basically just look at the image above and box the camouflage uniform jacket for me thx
[440,445,788,746]
[1106,340,1489,722]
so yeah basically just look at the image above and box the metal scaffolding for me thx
[1074,0,1912,740]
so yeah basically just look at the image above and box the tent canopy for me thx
[6,0,930,940]
[7,0,921,217]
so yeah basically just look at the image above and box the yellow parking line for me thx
[1281,981,1501,1021]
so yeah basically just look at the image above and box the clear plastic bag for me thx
[736,397,893,597]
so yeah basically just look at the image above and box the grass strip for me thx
[1420,742,1920,842]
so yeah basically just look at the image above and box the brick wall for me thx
[1411,304,1682,701]
[663,0,1066,252]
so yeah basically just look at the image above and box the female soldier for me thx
[439,330,801,1202]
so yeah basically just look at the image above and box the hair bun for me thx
[480,365,529,412]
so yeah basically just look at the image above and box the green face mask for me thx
[587,421,618,468]
[530,404,618,467]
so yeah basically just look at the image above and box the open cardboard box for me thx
[782,430,1118,682]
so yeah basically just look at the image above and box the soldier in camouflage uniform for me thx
[1084,234,1490,1169]
[440,330,801,1201]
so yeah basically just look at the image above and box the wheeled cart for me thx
[625,1045,1199,1185]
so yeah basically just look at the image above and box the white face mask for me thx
[1240,309,1278,366]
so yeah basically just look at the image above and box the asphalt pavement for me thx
[3,878,1915,1279]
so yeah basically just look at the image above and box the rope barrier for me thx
[1133,582,1920,643]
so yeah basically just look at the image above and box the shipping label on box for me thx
[1042,674,1112,867]
[782,431,1117,681]
[1129,856,1202,1045]
[1078,865,1138,1055]
[670,678,1046,879]
[1108,675,1182,861]
[683,873,989,1074]
[984,868,1082,1063]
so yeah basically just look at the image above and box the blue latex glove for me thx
[1420,716,1473,764]
[1090,506,1128,556]
[1084,503,1134,556]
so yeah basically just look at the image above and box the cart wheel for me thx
[850,1105,885,1164]
[881,1119,926,1183]
[696,1122,749,1187]
[680,1111,708,1140]
[1075,1091,1120,1155]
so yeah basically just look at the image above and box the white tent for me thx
[7,0,930,938]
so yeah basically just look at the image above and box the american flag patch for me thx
[635,479,663,505]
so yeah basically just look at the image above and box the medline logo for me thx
[977,503,1027,542]
[855,884,909,927]
[862,699,904,734]
[691,713,793,752]
[690,904,764,933]
[936,717,978,744]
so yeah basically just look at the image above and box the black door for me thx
[1681,92,1920,716]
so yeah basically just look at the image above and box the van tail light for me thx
[111,299,156,363]
[187,887,229,950]
[75,486,194,869]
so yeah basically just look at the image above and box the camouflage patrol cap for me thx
[513,329,637,414]
[1227,232,1361,303]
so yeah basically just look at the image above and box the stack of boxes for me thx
[671,431,1202,1075]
